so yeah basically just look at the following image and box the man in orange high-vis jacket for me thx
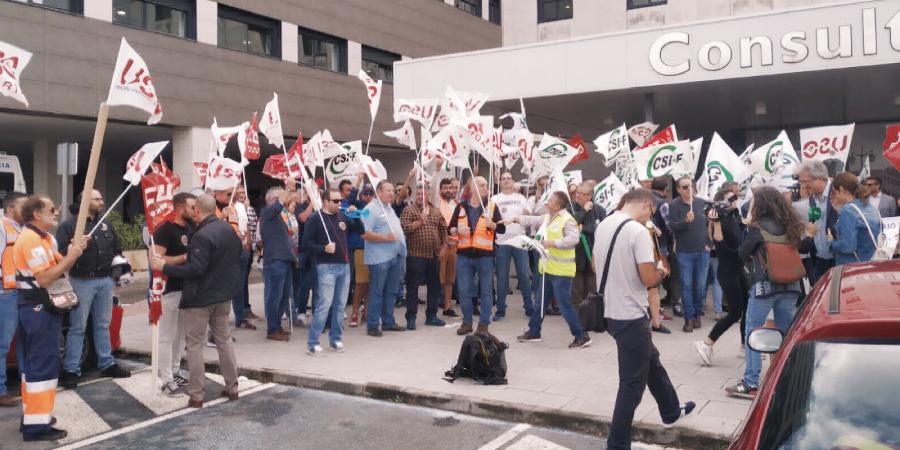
[448,177,505,336]
[14,196,87,441]
[0,192,26,408]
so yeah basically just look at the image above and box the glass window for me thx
[113,0,192,39]
[537,0,572,23]
[298,28,347,73]
[455,0,480,17]
[627,0,667,9]
[489,0,501,25]
[10,0,83,14]
[362,46,400,83]
[217,5,280,58]
[760,340,900,450]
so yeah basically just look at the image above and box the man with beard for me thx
[437,178,460,317]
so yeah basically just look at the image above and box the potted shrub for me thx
[109,212,148,272]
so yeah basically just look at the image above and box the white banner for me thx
[314,129,344,160]
[357,69,382,121]
[325,149,361,185]
[260,93,285,150]
[107,37,162,125]
[705,132,751,194]
[632,140,693,181]
[593,173,628,212]
[123,141,168,185]
[360,154,387,187]
[881,217,900,256]
[799,123,855,165]
[237,112,260,160]
[384,120,417,150]
[689,137,704,176]
[563,170,582,187]
[206,156,243,191]
[627,121,658,147]
[0,40,32,107]
[749,130,793,181]
[393,98,439,129]
[499,98,528,130]
[533,133,579,179]
[593,123,629,165]
[211,118,242,156]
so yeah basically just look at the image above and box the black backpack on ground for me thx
[578,219,633,334]
[443,332,509,385]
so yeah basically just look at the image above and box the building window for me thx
[112,0,195,39]
[537,0,572,23]
[9,0,83,14]
[217,5,280,58]
[362,46,400,83]
[298,27,347,73]
[627,0,667,9]
[455,0,480,17]
[489,0,501,24]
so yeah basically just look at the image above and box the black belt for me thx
[69,270,111,279]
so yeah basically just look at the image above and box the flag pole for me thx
[363,120,375,157]
[299,168,332,243]
[74,102,110,240]
[87,185,132,236]
[148,233,160,398]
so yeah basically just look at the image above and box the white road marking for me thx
[54,389,113,444]
[55,382,276,450]
[478,423,532,450]
[505,434,569,450]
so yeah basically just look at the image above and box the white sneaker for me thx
[330,341,345,353]
[161,380,184,397]
[306,345,324,356]
[693,340,714,366]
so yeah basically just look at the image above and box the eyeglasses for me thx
[798,178,814,185]
[329,199,342,204]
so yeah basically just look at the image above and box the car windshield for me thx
[760,340,900,450]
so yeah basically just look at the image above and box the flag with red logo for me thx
[393,98,439,129]
[627,122,659,147]
[141,159,180,325]
[357,69,382,121]
[205,156,243,191]
[0,40,32,107]
[211,118,241,156]
[107,38,162,125]
[385,120,417,150]
[123,141,169,186]
[800,123,855,165]
[192,162,208,186]
[638,124,677,149]
[261,93,285,150]
[884,124,900,171]
[238,112,260,160]
[360,154,387,187]
[567,134,590,165]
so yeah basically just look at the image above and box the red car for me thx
[729,260,900,450]
[5,298,124,371]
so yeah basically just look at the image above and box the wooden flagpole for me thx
[74,103,110,240]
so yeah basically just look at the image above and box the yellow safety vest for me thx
[539,211,576,277]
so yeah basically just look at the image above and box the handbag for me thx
[45,275,79,313]
[577,219,632,333]
[847,203,889,262]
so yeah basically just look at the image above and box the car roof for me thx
[836,260,900,313]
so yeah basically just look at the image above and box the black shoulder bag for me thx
[578,219,632,333]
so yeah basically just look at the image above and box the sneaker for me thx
[306,345,324,356]
[663,401,696,428]
[173,371,189,387]
[568,335,593,349]
[0,394,19,407]
[161,380,184,397]
[425,317,446,327]
[23,427,67,442]
[101,363,132,379]
[59,371,79,390]
[245,311,260,320]
[493,312,506,321]
[457,323,473,335]
[516,332,542,343]
[383,324,405,332]
[725,380,758,399]
[442,308,459,318]
[673,303,684,317]
[694,340,714,366]
[349,314,359,327]
[266,332,289,342]
[367,329,383,337]
[236,320,257,330]
[661,311,673,320]
[330,341,345,353]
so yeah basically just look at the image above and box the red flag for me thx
[567,134,589,165]
[148,271,165,325]
[639,124,677,149]
[141,164,179,325]
[242,112,261,160]
[884,124,900,171]
[193,161,208,186]
[287,132,304,175]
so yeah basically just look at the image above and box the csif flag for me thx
[704,132,751,194]
[107,37,163,125]
[632,140,693,181]
[593,123,629,166]
[592,173,628,212]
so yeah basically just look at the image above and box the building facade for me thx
[0,0,500,215]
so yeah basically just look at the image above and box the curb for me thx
[119,347,731,449]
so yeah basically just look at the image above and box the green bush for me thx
[108,211,146,251]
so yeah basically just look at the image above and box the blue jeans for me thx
[232,250,251,324]
[65,277,115,374]
[528,273,585,339]
[494,244,532,315]
[676,251,710,320]
[456,253,494,326]
[263,260,293,335]
[308,264,350,348]
[367,256,402,331]
[743,289,797,387]
[0,291,16,395]
[710,257,723,314]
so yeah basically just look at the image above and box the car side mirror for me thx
[748,328,783,354]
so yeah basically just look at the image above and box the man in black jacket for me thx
[572,182,606,307]
[150,194,241,408]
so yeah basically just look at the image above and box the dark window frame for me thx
[361,45,400,84]
[217,4,281,58]
[112,0,196,40]
[454,0,481,17]
[537,0,572,24]
[298,26,348,74]
[489,0,501,25]
[10,0,83,14]
[627,0,667,10]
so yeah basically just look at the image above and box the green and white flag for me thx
[748,130,792,181]
[593,173,628,212]
[592,123,629,166]
[532,133,579,181]
[325,143,361,185]
[705,132,751,194]
[632,140,693,181]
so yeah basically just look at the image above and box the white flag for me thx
[261,93,285,150]
[210,118,242,156]
[775,142,801,191]
[302,175,322,211]
[593,173,628,212]
[107,37,162,125]
[539,170,570,205]
[205,156,243,191]
[445,86,489,118]
[393,98,439,129]
[799,123,855,165]
[325,148,361,185]
[627,122,659,147]
[314,129,344,160]
[749,131,792,181]
[360,154,387,187]
[705,132,751,194]
[632,140,693,181]
[357,69,382,121]
[499,98,528,130]
[384,120,417,150]
[123,141,168,185]
[593,123,629,165]
[533,134,579,177]
[689,137,704,175]
[563,170,582,187]
[695,168,711,201]
[858,156,871,181]
[0,40,32,107]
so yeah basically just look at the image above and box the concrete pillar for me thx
[643,92,655,123]
[481,0,490,20]
[32,140,74,217]
[173,126,213,192]
[85,0,113,22]
[282,22,299,63]
[348,41,362,76]
[197,0,218,46]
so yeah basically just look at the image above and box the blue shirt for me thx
[361,200,406,265]
[259,200,298,265]
[830,199,882,265]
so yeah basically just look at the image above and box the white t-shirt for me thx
[492,192,529,245]
[593,211,655,321]
[234,202,249,235]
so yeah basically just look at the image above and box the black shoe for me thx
[442,308,459,317]
[23,427,67,441]
[367,329,383,337]
[406,321,416,330]
[546,308,561,316]
[59,371,79,390]
[652,324,672,334]
[683,320,694,333]
[568,335,593,349]
[101,363,132,379]
[383,324,405,332]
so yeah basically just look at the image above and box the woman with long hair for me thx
[725,186,812,399]
[827,172,882,264]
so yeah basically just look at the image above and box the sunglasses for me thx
[328,199,342,204]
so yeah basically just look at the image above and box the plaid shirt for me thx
[246,205,258,253]
[400,203,447,259]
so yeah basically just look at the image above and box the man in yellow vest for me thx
[509,191,591,349]
[0,192,26,407]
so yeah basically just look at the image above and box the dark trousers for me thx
[809,256,835,289]
[405,256,441,322]
[17,304,62,437]
[663,251,682,305]
[606,317,680,450]
[708,260,749,344]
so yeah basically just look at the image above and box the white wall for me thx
[197,0,218,46]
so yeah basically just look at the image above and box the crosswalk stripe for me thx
[478,423,532,450]
[112,371,190,416]
[76,378,156,428]
[53,388,113,445]
[505,434,570,449]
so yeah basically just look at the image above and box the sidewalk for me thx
[119,282,751,448]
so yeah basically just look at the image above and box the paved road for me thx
[1,360,676,450]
